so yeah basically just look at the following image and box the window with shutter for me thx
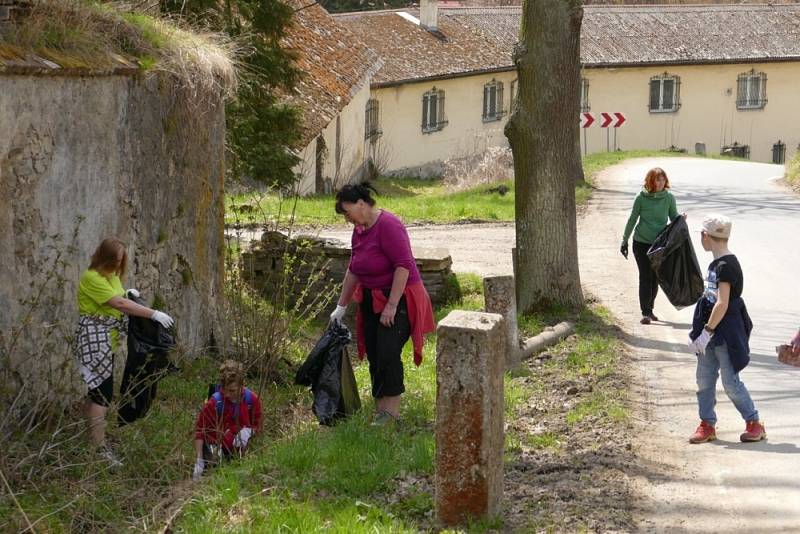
[649,73,680,113]
[422,88,447,133]
[365,99,381,141]
[482,80,504,122]
[580,78,590,112]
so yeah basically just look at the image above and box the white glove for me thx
[688,329,712,355]
[192,458,204,481]
[126,288,140,299]
[151,310,174,328]
[233,427,253,449]
[329,304,347,324]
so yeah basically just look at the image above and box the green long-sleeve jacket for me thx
[622,189,678,244]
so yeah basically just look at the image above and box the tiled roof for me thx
[280,1,381,149]
[334,4,800,87]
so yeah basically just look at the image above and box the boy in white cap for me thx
[687,214,765,444]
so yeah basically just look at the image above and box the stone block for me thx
[483,275,520,368]
[435,310,505,527]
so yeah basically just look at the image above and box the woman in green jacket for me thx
[621,167,680,325]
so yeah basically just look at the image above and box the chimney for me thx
[420,0,438,31]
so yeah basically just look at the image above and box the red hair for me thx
[644,167,670,193]
[90,238,127,278]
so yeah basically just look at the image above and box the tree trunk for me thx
[505,0,584,312]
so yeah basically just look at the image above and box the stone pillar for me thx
[435,310,505,527]
[483,275,520,369]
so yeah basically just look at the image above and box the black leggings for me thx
[632,240,659,316]
[361,290,411,398]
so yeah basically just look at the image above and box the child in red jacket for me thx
[192,360,263,481]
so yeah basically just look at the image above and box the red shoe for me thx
[740,420,766,442]
[689,421,716,444]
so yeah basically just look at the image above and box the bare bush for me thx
[442,145,515,191]
[218,193,337,394]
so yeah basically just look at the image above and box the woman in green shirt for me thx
[620,167,681,325]
[76,238,174,466]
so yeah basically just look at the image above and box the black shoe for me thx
[648,313,659,322]
[640,316,651,325]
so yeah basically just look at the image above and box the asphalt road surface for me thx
[316,157,799,531]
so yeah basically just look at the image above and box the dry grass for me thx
[1,0,237,99]
[442,146,515,191]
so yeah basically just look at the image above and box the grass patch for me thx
[0,0,235,97]
[227,150,699,226]
[786,151,800,187]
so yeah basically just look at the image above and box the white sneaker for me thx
[99,446,123,468]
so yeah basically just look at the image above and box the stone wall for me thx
[0,73,226,400]
[242,231,453,314]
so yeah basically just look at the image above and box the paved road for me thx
[317,157,800,530]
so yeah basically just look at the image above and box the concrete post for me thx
[483,275,520,369]
[435,310,505,527]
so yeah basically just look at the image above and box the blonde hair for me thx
[218,359,244,387]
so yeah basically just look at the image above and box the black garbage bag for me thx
[647,215,704,309]
[118,295,176,425]
[295,322,361,426]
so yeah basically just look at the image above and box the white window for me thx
[580,77,590,112]
[422,88,447,133]
[649,73,680,113]
[365,98,381,140]
[737,70,767,109]
[482,79,504,122]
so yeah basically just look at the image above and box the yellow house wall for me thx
[294,82,371,194]
[373,71,518,174]
[371,61,800,174]
[581,62,800,163]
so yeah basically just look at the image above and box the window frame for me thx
[580,77,590,113]
[482,79,505,122]
[421,87,448,133]
[736,70,767,110]
[365,98,382,141]
[648,73,681,113]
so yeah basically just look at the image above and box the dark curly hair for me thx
[334,182,378,214]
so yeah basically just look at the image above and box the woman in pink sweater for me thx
[330,183,435,426]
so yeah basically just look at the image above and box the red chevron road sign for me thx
[580,112,626,128]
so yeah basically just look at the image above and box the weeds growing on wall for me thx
[0,0,237,102]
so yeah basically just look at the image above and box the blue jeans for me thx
[696,341,758,425]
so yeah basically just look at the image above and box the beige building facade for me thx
[337,4,800,176]
[372,70,517,174]
[582,62,799,163]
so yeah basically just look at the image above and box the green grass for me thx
[174,273,520,532]
[226,150,692,226]
[787,151,800,186]
[513,304,629,440]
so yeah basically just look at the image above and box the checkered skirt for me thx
[74,314,127,390]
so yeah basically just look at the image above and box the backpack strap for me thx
[242,387,254,423]
[212,385,252,426]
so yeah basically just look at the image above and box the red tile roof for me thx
[334,4,800,87]
[280,1,381,148]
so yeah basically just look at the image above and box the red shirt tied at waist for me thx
[354,282,435,366]
[195,388,263,452]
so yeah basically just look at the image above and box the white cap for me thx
[701,214,732,239]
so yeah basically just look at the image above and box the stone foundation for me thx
[241,230,454,315]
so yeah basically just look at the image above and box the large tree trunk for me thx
[505,0,584,312]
